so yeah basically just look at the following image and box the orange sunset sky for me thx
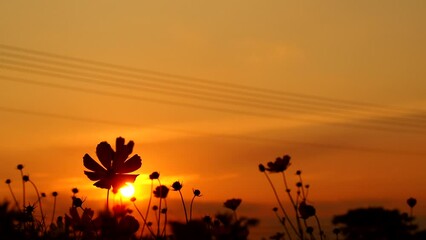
[1,0,425,237]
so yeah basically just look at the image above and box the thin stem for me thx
[298,175,306,201]
[303,219,315,240]
[157,179,162,237]
[133,202,156,239]
[189,195,196,221]
[178,190,189,223]
[29,180,46,232]
[273,211,292,240]
[106,189,110,211]
[314,215,324,240]
[7,183,20,210]
[20,170,25,210]
[50,196,57,227]
[283,172,304,239]
[263,172,300,239]
[140,180,154,238]
[162,199,168,237]
[157,198,162,237]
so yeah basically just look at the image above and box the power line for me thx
[0,43,424,121]
[1,57,425,131]
[1,74,425,135]
[1,54,426,131]
[0,105,423,156]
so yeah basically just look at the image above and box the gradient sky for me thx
[1,0,425,237]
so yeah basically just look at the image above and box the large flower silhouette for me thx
[266,155,291,173]
[83,137,142,191]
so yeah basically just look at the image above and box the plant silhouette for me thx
[2,137,425,239]
[332,207,425,240]
[83,137,142,209]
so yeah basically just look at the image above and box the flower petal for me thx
[114,137,134,169]
[93,179,112,189]
[84,171,105,181]
[83,154,106,173]
[96,141,114,169]
[117,154,142,173]
[111,174,139,191]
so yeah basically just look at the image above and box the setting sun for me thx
[119,183,135,198]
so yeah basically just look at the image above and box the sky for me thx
[0,0,425,237]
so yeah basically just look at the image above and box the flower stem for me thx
[20,170,25,211]
[178,190,189,223]
[133,202,156,239]
[7,183,20,211]
[297,174,306,201]
[157,179,162,238]
[50,196,57,227]
[190,195,196,221]
[106,189,110,211]
[29,180,46,232]
[263,172,300,239]
[157,198,162,237]
[314,215,324,240]
[283,172,304,239]
[162,199,168,237]
[273,211,292,240]
[141,180,153,238]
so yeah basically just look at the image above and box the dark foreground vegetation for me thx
[1,137,424,240]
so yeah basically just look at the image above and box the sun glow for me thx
[119,183,135,198]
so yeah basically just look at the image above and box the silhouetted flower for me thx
[258,164,266,172]
[161,208,167,214]
[25,204,35,214]
[65,207,94,232]
[72,196,83,208]
[41,192,46,198]
[193,189,201,197]
[17,164,24,170]
[224,198,242,211]
[52,191,58,197]
[306,226,314,234]
[130,197,136,202]
[72,188,79,194]
[298,201,316,219]
[407,197,417,208]
[266,155,291,173]
[296,182,303,188]
[22,175,29,182]
[172,181,183,191]
[5,179,11,184]
[149,171,159,180]
[296,170,302,175]
[83,137,142,191]
[153,185,169,198]
[272,207,278,212]
[152,205,158,211]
